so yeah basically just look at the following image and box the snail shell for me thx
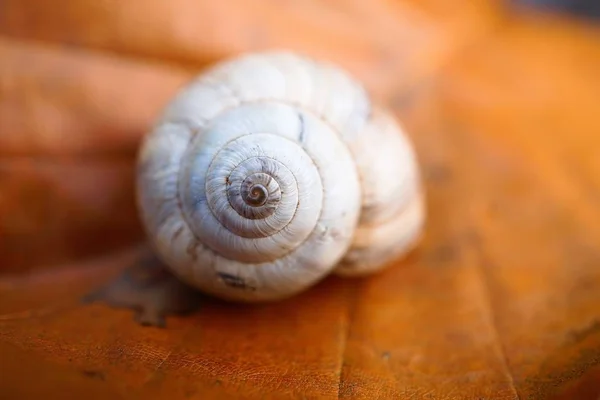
[136,51,425,302]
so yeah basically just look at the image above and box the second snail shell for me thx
[136,51,425,302]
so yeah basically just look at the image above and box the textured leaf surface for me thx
[1,1,600,399]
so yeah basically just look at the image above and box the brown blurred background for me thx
[0,1,599,399]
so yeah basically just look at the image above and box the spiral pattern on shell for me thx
[137,51,425,302]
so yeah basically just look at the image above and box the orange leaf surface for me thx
[1,1,600,399]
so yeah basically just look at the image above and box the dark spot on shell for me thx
[217,272,256,291]
[298,113,306,143]
[172,226,184,241]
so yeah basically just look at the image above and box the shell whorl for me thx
[136,51,424,302]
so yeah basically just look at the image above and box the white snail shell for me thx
[136,51,425,302]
